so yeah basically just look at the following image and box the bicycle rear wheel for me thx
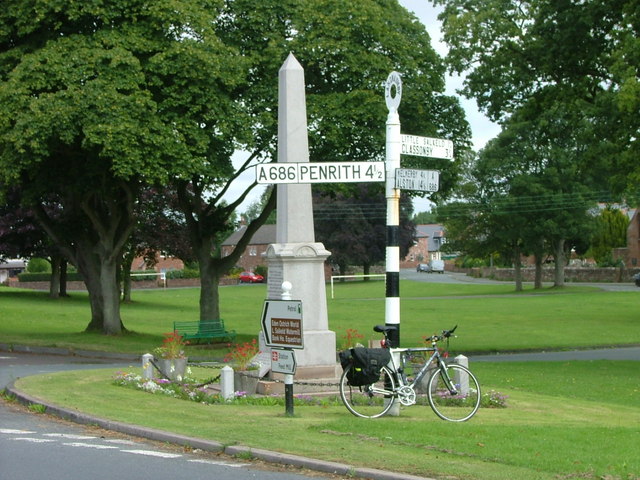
[427,363,480,422]
[339,364,396,418]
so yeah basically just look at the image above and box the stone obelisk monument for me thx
[265,53,337,377]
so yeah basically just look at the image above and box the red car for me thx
[239,271,264,283]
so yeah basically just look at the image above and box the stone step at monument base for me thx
[257,377,340,395]
[258,363,342,395]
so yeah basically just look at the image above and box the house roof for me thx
[0,259,26,269]
[221,224,277,247]
[415,224,445,252]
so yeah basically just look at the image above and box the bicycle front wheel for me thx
[427,363,480,422]
[339,365,396,418]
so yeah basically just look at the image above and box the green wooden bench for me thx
[173,319,236,344]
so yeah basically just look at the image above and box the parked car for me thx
[239,271,264,283]
[634,272,640,287]
[416,263,430,273]
[429,259,445,273]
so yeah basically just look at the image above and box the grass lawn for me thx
[11,360,640,480]
[2,280,639,479]
[1,281,639,356]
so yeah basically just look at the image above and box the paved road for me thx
[0,353,330,480]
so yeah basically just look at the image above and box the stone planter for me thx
[157,357,188,381]
[233,370,260,395]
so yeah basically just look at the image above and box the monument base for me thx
[265,241,336,371]
[258,363,342,395]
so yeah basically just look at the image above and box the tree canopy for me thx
[1,0,471,331]
[432,0,639,197]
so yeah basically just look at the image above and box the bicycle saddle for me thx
[373,324,397,334]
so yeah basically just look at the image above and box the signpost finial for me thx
[385,71,402,113]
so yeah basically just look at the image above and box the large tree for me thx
[175,0,471,321]
[0,1,248,334]
[432,0,639,197]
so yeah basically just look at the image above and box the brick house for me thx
[0,259,26,284]
[221,224,276,272]
[131,253,184,273]
[614,207,640,268]
[400,224,446,269]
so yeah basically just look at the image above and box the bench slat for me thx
[173,320,236,343]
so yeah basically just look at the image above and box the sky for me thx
[224,1,501,215]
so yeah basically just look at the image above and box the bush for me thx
[26,258,50,273]
[254,265,268,278]
[165,267,200,279]
[456,256,488,268]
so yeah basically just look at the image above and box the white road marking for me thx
[0,429,36,434]
[63,442,119,450]
[12,437,56,443]
[44,433,97,440]
[121,449,183,458]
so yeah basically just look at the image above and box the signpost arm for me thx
[384,72,402,348]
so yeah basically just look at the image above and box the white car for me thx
[428,260,445,273]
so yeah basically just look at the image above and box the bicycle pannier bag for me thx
[339,347,391,386]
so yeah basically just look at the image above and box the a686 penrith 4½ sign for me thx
[260,299,304,349]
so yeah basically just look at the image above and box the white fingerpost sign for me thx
[395,168,440,192]
[256,161,385,184]
[401,134,454,161]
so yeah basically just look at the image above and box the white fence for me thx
[130,272,166,288]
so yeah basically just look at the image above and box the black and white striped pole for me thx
[384,72,402,348]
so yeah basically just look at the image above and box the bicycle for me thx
[339,325,481,422]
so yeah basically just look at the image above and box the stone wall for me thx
[8,277,239,291]
[464,266,640,283]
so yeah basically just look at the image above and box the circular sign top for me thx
[385,71,402,112]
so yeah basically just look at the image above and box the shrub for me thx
[26,257,50,273]
[165,268,200,279]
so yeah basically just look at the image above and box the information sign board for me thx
[256,161,385,184]
[395,168,439,192]
[260,300,304,349]
[271,348,297,375]
[401,134,454,160]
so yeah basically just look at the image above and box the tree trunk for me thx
[49,255,61,299]
[553,238,566,287]
[32,183,136,335]
[121,248,135,303]
[59,259,68,297]
[77,244,125,334]
[534,252,543,289]
[199,257,221,321]
[363,262,371,281]
[177,183,276,325]
[513,245,523,292]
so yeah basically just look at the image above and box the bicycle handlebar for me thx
[373,324,458,343]
[425,325,458,343]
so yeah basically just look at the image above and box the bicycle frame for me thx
[389,347,438,386]
[387,345,459,397]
